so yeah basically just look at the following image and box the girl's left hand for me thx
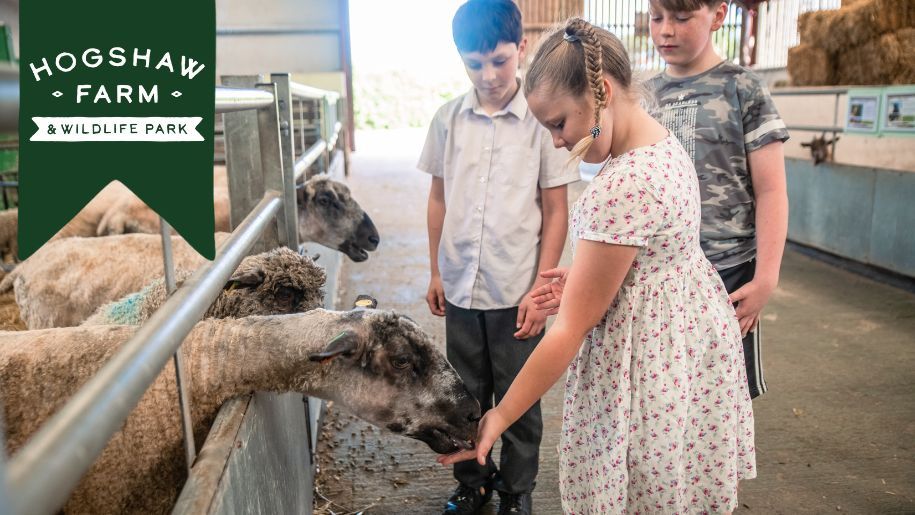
[436,408,511,466]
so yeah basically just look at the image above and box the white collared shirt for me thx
[418,86,580,310]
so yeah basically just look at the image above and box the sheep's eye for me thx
[317,194,332,207]
[276,287,296,302]
[391,356,411,370]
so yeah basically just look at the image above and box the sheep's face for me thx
[217,248,326,317]
[296,177,380,262]
[309,310,480,454]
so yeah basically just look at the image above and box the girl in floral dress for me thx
[439,18,755,514]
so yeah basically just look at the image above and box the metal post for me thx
[160,218,197,472]
[832,92,840,162]
[254,81,286,251]
[319,98,330,176]
[269,74,301,251]
[298,100,307,165]
[222,76,266,236]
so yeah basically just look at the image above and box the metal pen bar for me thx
[159,218,197,473]
[326,121,342,151]
[786,124,844,133]
[289,82,339,103]
[771,87,848,96]
[268,73,300,251]
[294,140,326,181]
[7,193,282,515]
[215,87,276,114]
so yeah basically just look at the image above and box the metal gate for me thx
[754,0,841,69]
[584,0,746,72]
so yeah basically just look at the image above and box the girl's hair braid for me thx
[525,18,635,160]
[566,19,606,134]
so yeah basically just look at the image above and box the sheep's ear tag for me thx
[308,331,358,364]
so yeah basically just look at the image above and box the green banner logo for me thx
[19,0,216,259]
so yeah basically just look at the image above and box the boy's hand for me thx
[530,267,569,316]
[436,407,510,467]
[728,278,776,337]
[426,275,446,316]
[515,294,546,339]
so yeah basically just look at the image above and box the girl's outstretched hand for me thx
[530,267,569,316]
[436,408,511,466]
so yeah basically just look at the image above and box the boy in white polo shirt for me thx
[417,1,579,513]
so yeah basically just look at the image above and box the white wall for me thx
[216,0,345,80]
[773,89,915,173]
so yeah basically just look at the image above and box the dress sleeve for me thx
[575,167,664,248]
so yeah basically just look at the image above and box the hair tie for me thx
[590,125,601,139]
[563,32,580,43]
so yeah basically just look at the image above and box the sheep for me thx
[0,166,380,263]
[82,247,325,325]
[801,132,840,165]
[0,233,230,329]
[0,309,480,514]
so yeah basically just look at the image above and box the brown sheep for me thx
[82,247,325,325]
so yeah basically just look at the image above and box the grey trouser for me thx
[445,301,543,494]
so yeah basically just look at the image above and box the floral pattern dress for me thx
[559,135,756,514]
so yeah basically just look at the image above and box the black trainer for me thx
[497,491,532,515]
[442,482,493,514]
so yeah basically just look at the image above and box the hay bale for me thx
[798,10,839,48]
[824,0,880,54]
[835,28,915,85]
[788,44,836,86]
[841,0,864,6]
[872,0,915,35]
[886,27,915,84]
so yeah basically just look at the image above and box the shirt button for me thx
[484,146,491,151]
[480,176,487,183]
[476,206,482,212]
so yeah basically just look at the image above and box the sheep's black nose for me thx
[368,234,380,246]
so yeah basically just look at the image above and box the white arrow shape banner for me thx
[31,117,204,142]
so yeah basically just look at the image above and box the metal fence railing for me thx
[754,0,841,69]
[771,86,847,162]
[584,0,745,73]
[0,69,346,514]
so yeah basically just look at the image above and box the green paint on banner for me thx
[19,0,216,259]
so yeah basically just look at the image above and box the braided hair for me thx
[525,18,633,160]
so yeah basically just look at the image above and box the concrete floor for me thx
[314,129,915,514]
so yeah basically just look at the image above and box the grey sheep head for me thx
[210,247,326,317]
[308,310,480,453]
[296,177,380,262]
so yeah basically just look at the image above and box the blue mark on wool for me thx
[102,284,155,324]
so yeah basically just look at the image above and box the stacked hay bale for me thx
[788,0,915,86]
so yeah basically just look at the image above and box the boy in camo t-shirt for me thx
[647,0,789,398]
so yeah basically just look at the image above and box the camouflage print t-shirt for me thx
[646,61,789,269]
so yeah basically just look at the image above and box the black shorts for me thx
[717,259,768,399]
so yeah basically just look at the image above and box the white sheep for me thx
[0,167,380,263]
[0,309,480,514]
